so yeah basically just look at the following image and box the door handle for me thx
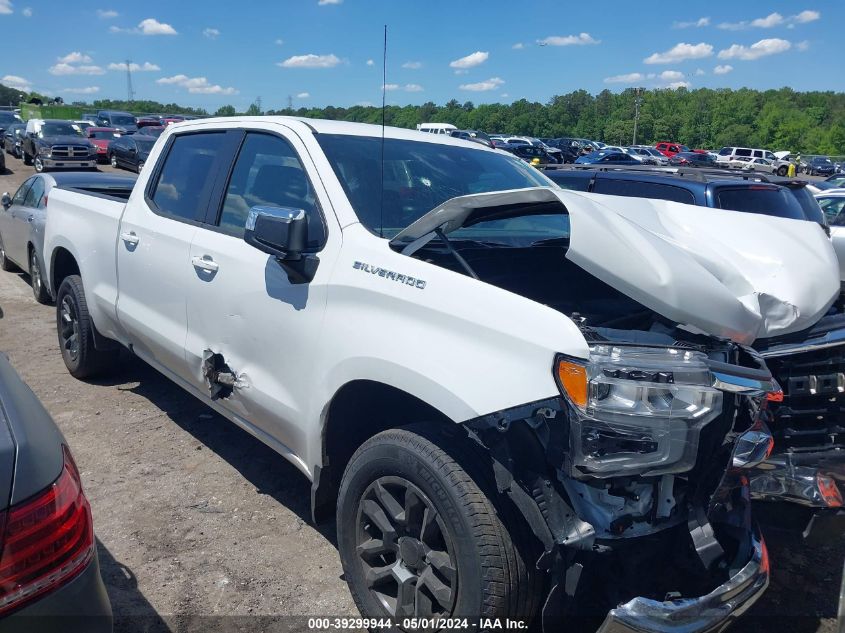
[120,231,139,246]
[192,255,219,273]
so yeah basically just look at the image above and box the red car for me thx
[654,141,690,157]
[84,127,122,163]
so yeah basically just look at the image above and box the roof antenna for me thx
[379,24,387,238]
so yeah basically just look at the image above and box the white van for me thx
[717,147,793,175]
[416,122,457,135]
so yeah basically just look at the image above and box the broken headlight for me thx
[555,345,722,478]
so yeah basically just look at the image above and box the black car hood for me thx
[0,354,65,511]
[38,135,90,146]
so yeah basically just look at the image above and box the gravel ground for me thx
[0,155,840,633]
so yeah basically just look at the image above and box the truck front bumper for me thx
[597,535,769,633]
[40,158,96,169]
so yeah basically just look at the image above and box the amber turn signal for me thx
[556,359,588,408]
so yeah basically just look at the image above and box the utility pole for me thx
[287,95,293,111]
[125,59,135,103]
[632,87,642,146]
[256,96,262,114]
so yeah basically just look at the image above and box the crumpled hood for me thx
[393,187,840,345]
[562,189,839,344]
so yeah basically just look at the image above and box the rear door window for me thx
[819,198,845,226]
[593,178,696,204]
[718,147,732,156]
[735,148,752,157]
[12,178,34,205]
[715,186,805,221]
[149,132,227,222]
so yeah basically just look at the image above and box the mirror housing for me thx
[1,192,10,210]
[244,206,317,284]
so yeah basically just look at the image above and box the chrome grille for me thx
[51,145,90,158]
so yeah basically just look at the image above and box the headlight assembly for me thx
[555,345,723,479]
[38,146,52,157]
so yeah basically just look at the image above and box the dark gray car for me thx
[0,352,111,632]
[0,173,137,303]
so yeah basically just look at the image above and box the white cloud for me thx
[296,92,310,98]
[694,68,706,76]
[512,43,524,50]
[459,76,504,91]
[366,59,374,66]
[21,6,30,16]
[58,51,93,64]
[719,10,820,30]
[318,0,342,4]
[156,74,237,94]
[604,72,645,84]
[673,16,710,28]
[63,86,100,94]
[96,8,117,18]
[2,74,30,91]
[500,93,509,98]
[449,51,488,69]
[275,38,284,45]
[666,81,691,90]
[278,53,341,68]
[538,33,600,46]
[659,70,685,81]
[713,64,733,75]
[402,61,422,69]
[49,62,105,76]
[718,38,791,60]
[382,83,399,91]
[0,1,11,15]
[203,27,220,39]
[644,42,713,64]
[107,61,160,72]
[404,83,423,92]
[796,40,810,51]
[139,18,177,35]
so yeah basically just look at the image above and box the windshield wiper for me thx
[433,228,479,279]
[529,236,571,247]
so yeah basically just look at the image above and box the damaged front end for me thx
[465,334,775,632]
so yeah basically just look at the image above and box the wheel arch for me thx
[311,379,455,523]
[49,245,80,300]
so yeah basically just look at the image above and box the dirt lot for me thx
[0,155,840,632]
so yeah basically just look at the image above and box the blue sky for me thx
[0,1,840,111]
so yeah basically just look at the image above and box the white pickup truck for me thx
[42,117,841,631]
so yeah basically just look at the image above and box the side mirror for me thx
[1,193,11,209]
[244,205,317,284]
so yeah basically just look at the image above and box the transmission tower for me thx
[125,60,135,102]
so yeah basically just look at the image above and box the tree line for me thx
[2,83,843,154]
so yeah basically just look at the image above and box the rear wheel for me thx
[337,425,541,627]
[777,165,788,177]
[29,248,50,304]
[109,154,117,168]
[56,275,117,378]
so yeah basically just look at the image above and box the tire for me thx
[337,425,542,626]
[777,165,788,177]
[0,233,16,272]
[136,161,144,174]
[33,156,45,173]
[109,154,118,168]
[29,248,50,304]
[55,275,117,378]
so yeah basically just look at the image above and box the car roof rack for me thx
[541,164,809,187]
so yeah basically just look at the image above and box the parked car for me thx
[0,111,22,147]
[540,138,580,163]
[85,128,121,163]
[574,150,640,165]
[95,110,138,134]
[544,165,843,533]
[21,119,97,173]
[80,113,99,124]
[668,151,716,167]
[827,174,845,188]
[2,123,24,158]
[107,134,156,173]
[73,121,94,132]
[505,144,557,164]
[138,126,165,138]
[728,156,777,173]
[136,115,163,129]
[716,147,780,169]
[654,141,689,157]
[0,172,137,303]
[449,130,494,148]
[0,352,112,631]
[804,156,836,177]
[41,117,811,630]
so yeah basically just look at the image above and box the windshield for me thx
[316,133,550,236]
[111,115,136,125]
[40,122,82,137]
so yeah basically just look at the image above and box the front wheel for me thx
[777,165,788,177]
[33,156,45,173]
[109,154,118,168]
[56,275,117,378]
[337,425,541,626]
[136,161,144,174]
[29,249,51,304]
